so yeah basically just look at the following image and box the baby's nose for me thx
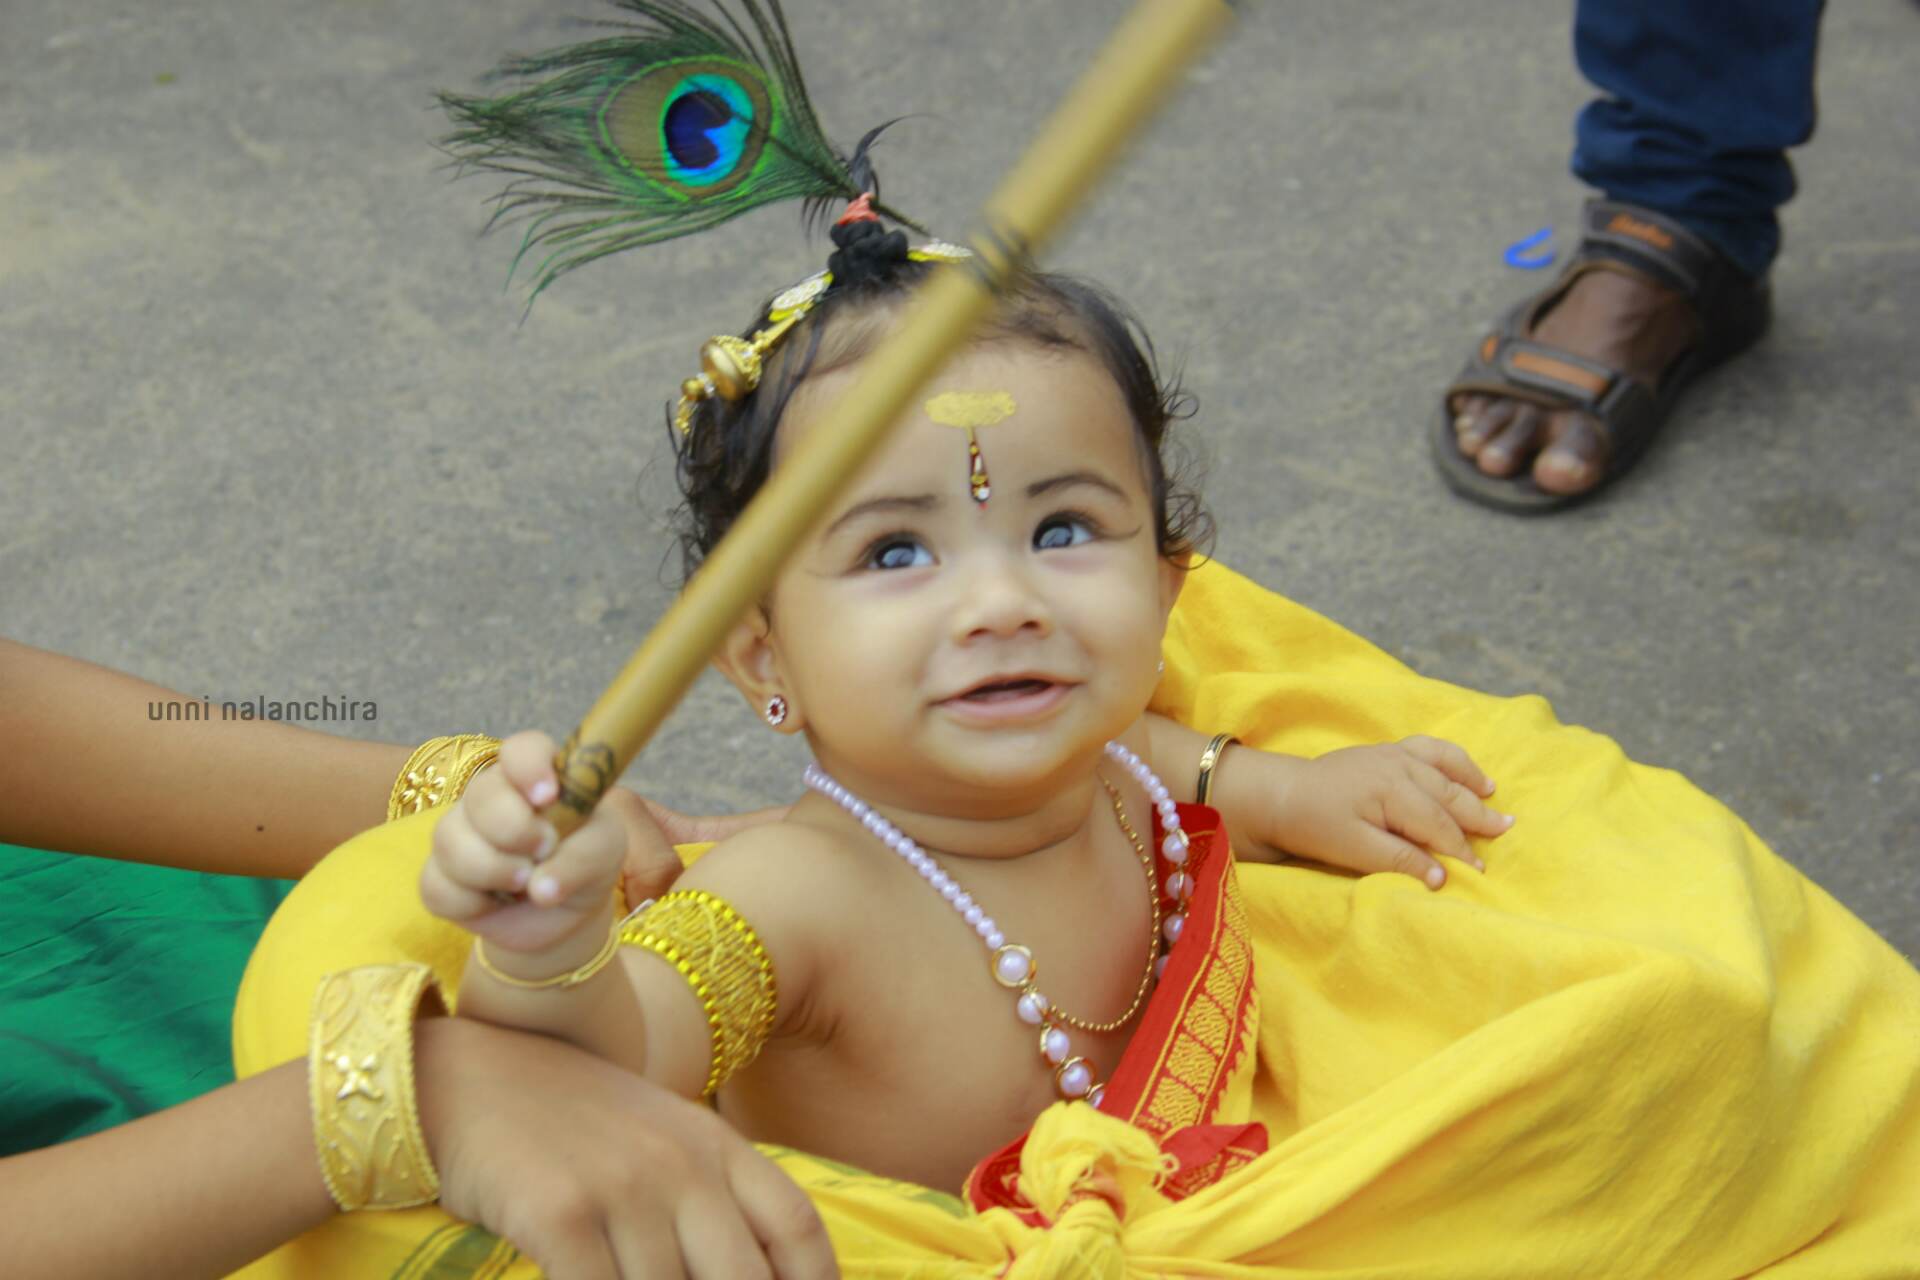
[953,557,1053,640]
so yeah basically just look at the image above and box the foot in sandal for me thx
[1430,200,1771,513]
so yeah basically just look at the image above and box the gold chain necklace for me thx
[801,741,1195,1104]
[1043,777,1163,1034]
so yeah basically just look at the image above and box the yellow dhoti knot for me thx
[988,1103,1176,1280]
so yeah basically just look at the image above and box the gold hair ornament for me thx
[673,242,974,436]
[308,964,446,1211]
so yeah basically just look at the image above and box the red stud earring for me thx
[764,694,789,728]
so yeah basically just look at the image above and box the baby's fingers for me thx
[1382,784,1481,873]
[498,729,563,810]
[1399,735,1496,798]
[432,808,538,899]
[422,838,525,921]
[1409,762,1514,854]
[522,805,628,910]
[467,778,559,862]
[1347,822,1450,891]
[456,730,561,858]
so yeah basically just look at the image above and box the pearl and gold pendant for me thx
[802,740,1197,1108]
[993,945,1099,1100]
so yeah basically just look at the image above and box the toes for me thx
[1534,413,1612,495]
[1456,397,1515,455]
[1476,405,1544,477]
[1451,394,1488,436]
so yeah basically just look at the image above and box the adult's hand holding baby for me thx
[1236,735,1513,890]
[615,791,795,907]
[418,1017,839,1280]
[416,736,838,1276]
[421,729,638,955]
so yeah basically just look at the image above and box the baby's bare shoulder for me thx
[668,820,864,1005]
[684,818,863,891]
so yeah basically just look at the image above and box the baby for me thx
[420,232,1511,1193]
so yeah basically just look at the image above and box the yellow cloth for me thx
[232,560,1920,1277]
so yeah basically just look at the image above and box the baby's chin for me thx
[884,730,1120,810]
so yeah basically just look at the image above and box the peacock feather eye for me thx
[600,59,773,198]
[661,76,755,183]
[438,0,925,297]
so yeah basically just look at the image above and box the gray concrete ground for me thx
[3,2,1915,957]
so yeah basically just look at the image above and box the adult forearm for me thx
[0,1057,335,1280]
[0,638,407,877]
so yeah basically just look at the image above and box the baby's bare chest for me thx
[723,848,1163,1189]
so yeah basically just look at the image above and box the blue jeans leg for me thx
[1571,0,1825,278]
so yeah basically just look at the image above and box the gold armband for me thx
[622,890,778,1099]
[388,734,502,820]
[308,964,446,1211]
[1195,732,1240,807]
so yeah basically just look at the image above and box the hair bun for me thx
[827,218,910,289]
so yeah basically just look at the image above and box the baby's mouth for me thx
[937,675,1073,723]
[957,678,1057,703]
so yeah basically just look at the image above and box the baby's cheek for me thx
[804,636,915,716]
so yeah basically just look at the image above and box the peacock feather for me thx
[438,0,924,299]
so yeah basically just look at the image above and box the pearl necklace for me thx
[801,741,1195,1106]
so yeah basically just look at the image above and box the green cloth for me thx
[0,844,289,1155]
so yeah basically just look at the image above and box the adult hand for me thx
[607,788,793,905]
[417,1016,837,1280]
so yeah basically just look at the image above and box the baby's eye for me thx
[1034,514,1096,551]
[866,536,934,571]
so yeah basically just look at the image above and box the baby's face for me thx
[753,341,1181,814]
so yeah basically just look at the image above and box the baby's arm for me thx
[1142,714,1513,889]
[421,731,818,1100]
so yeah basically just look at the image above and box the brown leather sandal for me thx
[1430,199,1772,514]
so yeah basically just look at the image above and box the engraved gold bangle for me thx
[470,890,639,991]
[621,890,778,1099]
[308,964,446,1212]
[388,734,503,821]
[1195,732,1240,807]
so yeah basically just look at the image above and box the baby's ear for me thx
[1157,553,1190,620]
[712,606,803,732]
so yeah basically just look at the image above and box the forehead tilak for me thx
[923,389,1018,506]
[923,389,1018,429]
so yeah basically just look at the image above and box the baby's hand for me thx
[1259,736,1512,890]
[420,730,631,955]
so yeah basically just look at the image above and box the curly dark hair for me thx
[668,222,1212,586]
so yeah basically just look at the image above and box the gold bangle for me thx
[469,893,637,991]
[1195,732,1240,807]
[308,964,446,1212]
[388,734,503,821]
[622,890,778,1099]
